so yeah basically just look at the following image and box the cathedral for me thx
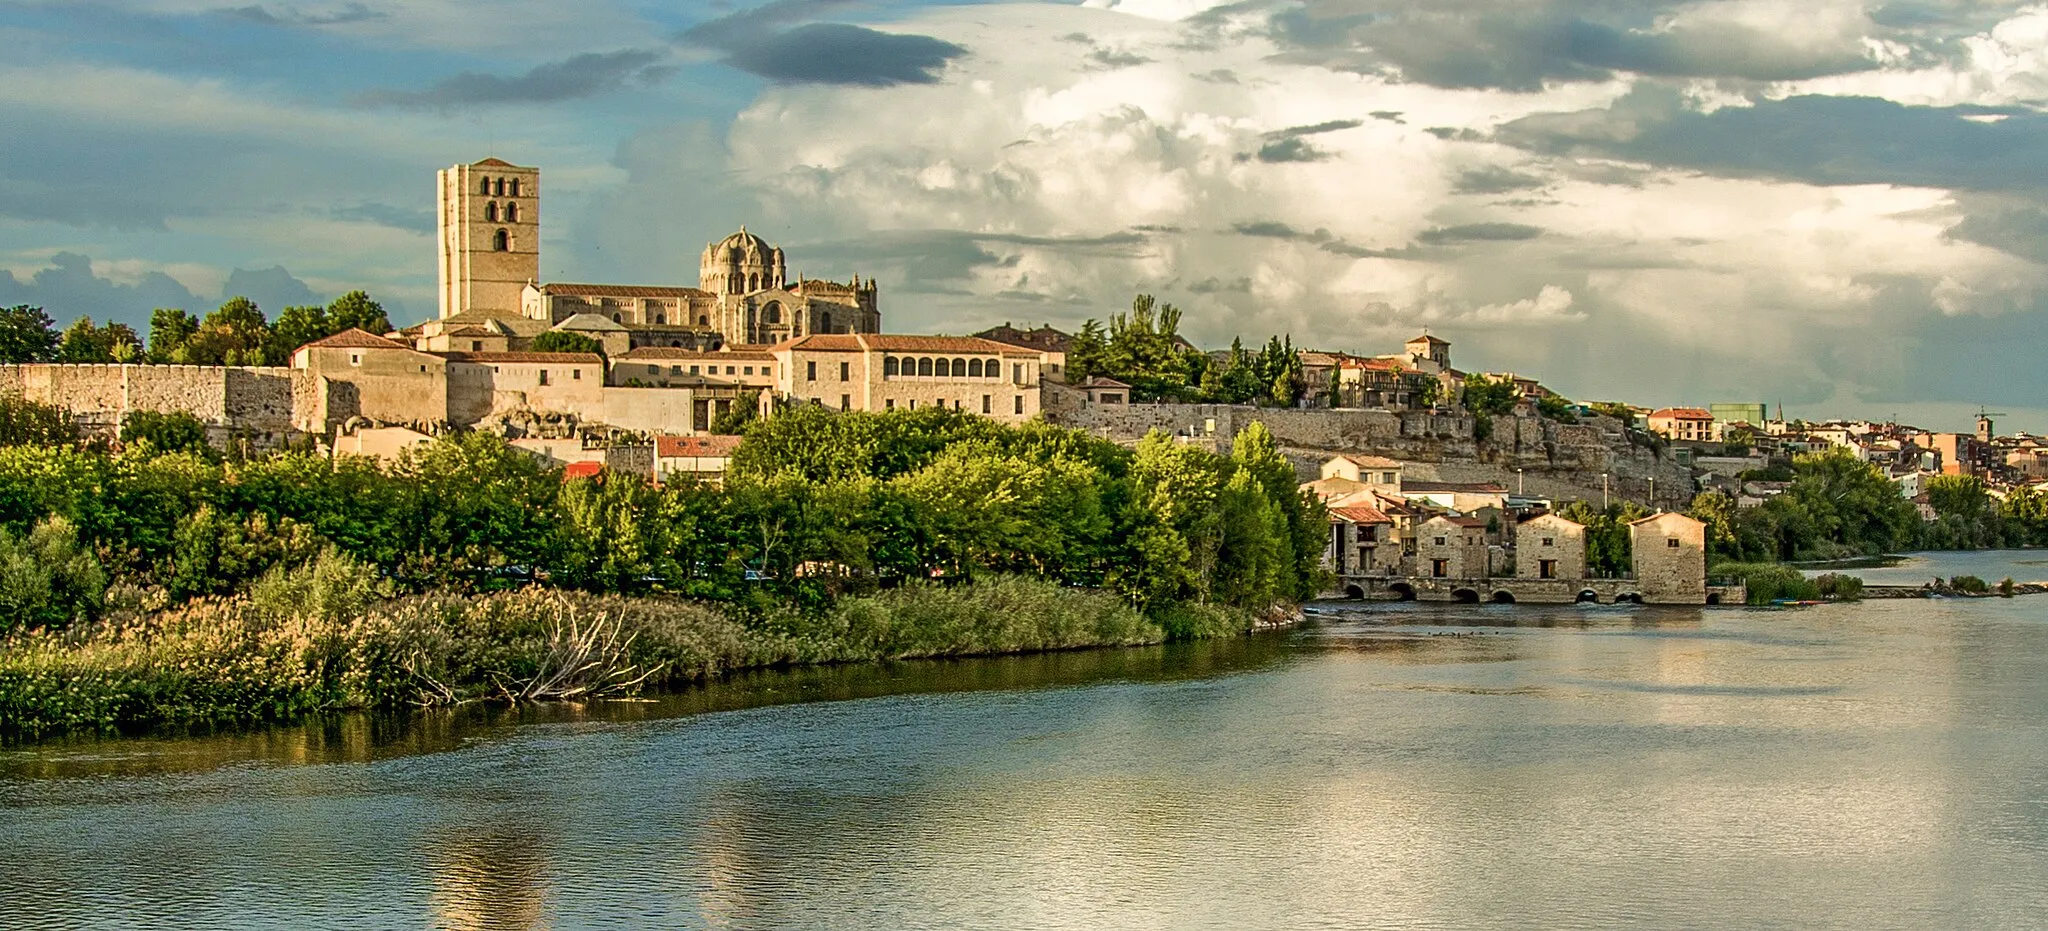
[416,157,881,352]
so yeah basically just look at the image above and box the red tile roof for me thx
[473,157,520,168]
[1329,505,1393,524]
[299,328,410,352]
[562,461,604,479]
[656,434,744,458]
[540,283,712,299]
[772,334,1033,355]
[1651,408,1713,420]
[620,347,774,362]
[440,351,603,364]
[1403,481,1508,494]
[1336,455,1403,469]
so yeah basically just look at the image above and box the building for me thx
[1327,505,1395,576]
[1629,512,1707,605]
[1710,403,1769,431]
[975,324,1072,382]
[655,434,744,484]
[1321,455,1402,489]
[1648,408,1716,442]
[429,158,881,354]
[607,348,779,391]
[770,334,1043,422]
[1074,377,1132,406]
[1514,513,1586,581]
[1415,515,1488,579]
[1400,480,1508,514]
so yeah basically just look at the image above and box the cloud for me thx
[353,49,675,109]
[0,252,338,329]
[682,2,968,87]
[1453,165,1547,194]
[328,202,435,234]
[1245,118,1365,162]
[218,3,386,26]
[1417,222,1545,244]
[1466,284,1583,323]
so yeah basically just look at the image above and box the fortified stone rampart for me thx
[0,363,299,444]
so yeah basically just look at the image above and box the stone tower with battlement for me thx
[438,158,540,319]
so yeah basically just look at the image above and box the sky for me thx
[1,0,2044,431]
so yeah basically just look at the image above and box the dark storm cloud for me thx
[682,1,967,86]
[353,49,675,109]
[1416,222,1545,243]
[1945,200,2048,264]
[1498,87,2048,192]
[1263,1,1877,91]
[1453,166,1547,194]
[1244,119,1365,163]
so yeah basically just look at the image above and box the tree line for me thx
[0,398,1329,637]
[0,292,391,367]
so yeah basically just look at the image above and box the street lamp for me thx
[1603,472,1610,510]
[1516,467,1525,495]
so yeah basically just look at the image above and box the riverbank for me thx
[0,553,1259,740]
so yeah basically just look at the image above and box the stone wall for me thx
[0,364,298,444]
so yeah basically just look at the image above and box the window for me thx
[471,341,482,352]
[918,357,933,376]
[509,178,521,197]
[886,399,895,410]
[1539,559,1558,580]
[764,301,782,323]
[350,353,361,366]
[1431,559,1449,578]
[486,202,499,222]
[885,357,899,376]
[908,399,916,410]
[654,313,664,325]
[936,358,951,377]
[1434,537,1447,546]
[698,315,709,326]
[493,178,505,196]
[573,369,582,380]
[969,359,984,378]
[982,395,991,414]
[690,366,700,375]
[953,358,967,377]
[538,370,549,386]
[1542,538,1554,547]
[1668,538,1681,548]
[744,366,754,376]
[806,361,817,380]
[840,394,850,411]
[479,177,491,196]
[670,365,681,375]
[505,203,518,223]
[1013,363,1024,382]
[821,312,832,332]
[493,229,509,251]
[1014,395,1023,415]
[839,362,849,381]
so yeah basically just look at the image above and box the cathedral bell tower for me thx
[438,158,540,319]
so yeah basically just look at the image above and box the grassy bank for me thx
[0,552,1251,739]
[1710,562,1864,605]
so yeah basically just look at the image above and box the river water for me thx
[4,552,2046,930]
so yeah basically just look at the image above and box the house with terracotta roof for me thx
[1321,454,1403,489]
[1648,408,1716,443]
[770,333,1043,422]
[1327,504,1396,576]
[1416,515,1490,579]
[654,434,745,484]
[974,323,1073,382]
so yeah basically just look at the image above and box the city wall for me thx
[0,363,296,441]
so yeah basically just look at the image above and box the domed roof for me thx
[710,226,773,260]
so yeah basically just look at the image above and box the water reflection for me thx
[429,821,553,931]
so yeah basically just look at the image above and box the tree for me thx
[266,304,331,363]
[1557,500,1649,577]
[0,395,78,448]
[531,331,605,357]
[121,410,212,456]
[710,390,763,435]
[1536,393,1576,423]
[56,316,143,363]
[0,305,60,363]
[148,309,200,363]
[325,290,390,334]
[1461,374,1519,417]
[184,297,270,366]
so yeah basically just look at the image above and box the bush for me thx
[1950,575,1989,595]
[120,410,211,456]
[0,516,106,633]
[820,575,1159,659]
[1812,573,1864,601]
[1712,562,1820,605]
[1150,602,1253,641]
[0,394,78,448]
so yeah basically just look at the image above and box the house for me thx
[1648,408,1716,443]
[1515,513,1586,581]
[771,333,1043,421]
[1416,515,1488,579]
[1400,480,1509,514]
[976,324,1073,381]
[1075,377,1132,406]
[655,434,744,484]
[1327,505,1395,576]
[608,347,778,390]
[1320,455,1402,489]
[1628,512,1707,604]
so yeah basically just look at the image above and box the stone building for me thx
[1327,504,1395,576]
[428,158,881,354]
[1515,513,1586,581]
[1321,454,1403,489]
[1629,511,1707,605]
[771,334,1042,422]
[1416,515,1488,579]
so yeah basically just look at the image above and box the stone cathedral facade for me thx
[422,157,881,352]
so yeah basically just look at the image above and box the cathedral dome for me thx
[708,227,773,264]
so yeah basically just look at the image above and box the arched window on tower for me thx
[748,273,760,291]
[485,202,499,222]
[493,229,509,252]
[697,315,708,326]
[509,178,521,197]
[764,302,782,324]
[820,312,832,333]
[493,178,505,196]
[480,177,492,196]
[505,203,518,223]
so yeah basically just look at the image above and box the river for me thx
[4,551,2046,930]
